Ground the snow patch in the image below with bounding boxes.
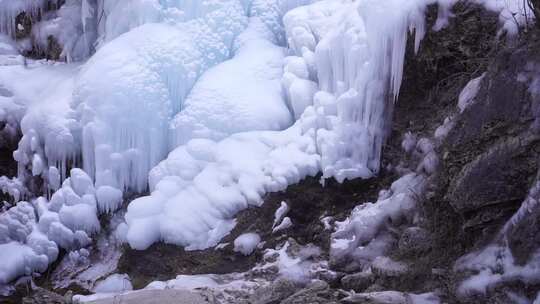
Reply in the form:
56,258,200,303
234,232,261,256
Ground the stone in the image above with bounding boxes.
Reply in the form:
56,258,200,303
250,278,297,304
505,189,540,265
371,257,408,280
21,287,70,304
398,227,431,255
341,291,409,304
447,137,534,213
281,280,338,304
341,271,374,292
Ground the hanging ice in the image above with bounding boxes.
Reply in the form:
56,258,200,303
73,0,249,192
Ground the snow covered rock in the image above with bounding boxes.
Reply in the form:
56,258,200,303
273,217,293,233
341,271,374,292
234,232,261,256
342,291,410,304
331,173,426,266
398,227,431,255
273,201,290,228
342,291,440,304
93,274,133,294
458,73,485,113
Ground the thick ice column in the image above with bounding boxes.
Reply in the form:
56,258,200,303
284,0,428,182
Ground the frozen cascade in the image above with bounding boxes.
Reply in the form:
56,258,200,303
74,0,249,192
0,0,534,286
125,0,321,250
124,0,533,250
123,0,450,250
169,17,293,146
284,0,429,182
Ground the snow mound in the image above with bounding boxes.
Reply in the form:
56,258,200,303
0,241,49,284
126,125,319,250
0,34,17,55
234,232,261,256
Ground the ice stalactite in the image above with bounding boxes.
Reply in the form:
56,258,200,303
284,0,429,182
73,0,249,193
0,0,54,38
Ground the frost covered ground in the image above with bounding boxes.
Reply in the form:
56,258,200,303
0,0,539,303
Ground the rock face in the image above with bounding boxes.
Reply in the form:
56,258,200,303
398,227,431,256
504,179,540,265
441,45,540,248
341,271,374,292
281,280,339,304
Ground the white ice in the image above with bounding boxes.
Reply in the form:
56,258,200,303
233,232,261,256
74,0,248,193
170,17,292,146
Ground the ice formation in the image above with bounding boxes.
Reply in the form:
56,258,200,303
122,0,532,250
273,201,290,228
0,168,123,285
0,0,536,286
170,18,292,146
74,0,249,193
